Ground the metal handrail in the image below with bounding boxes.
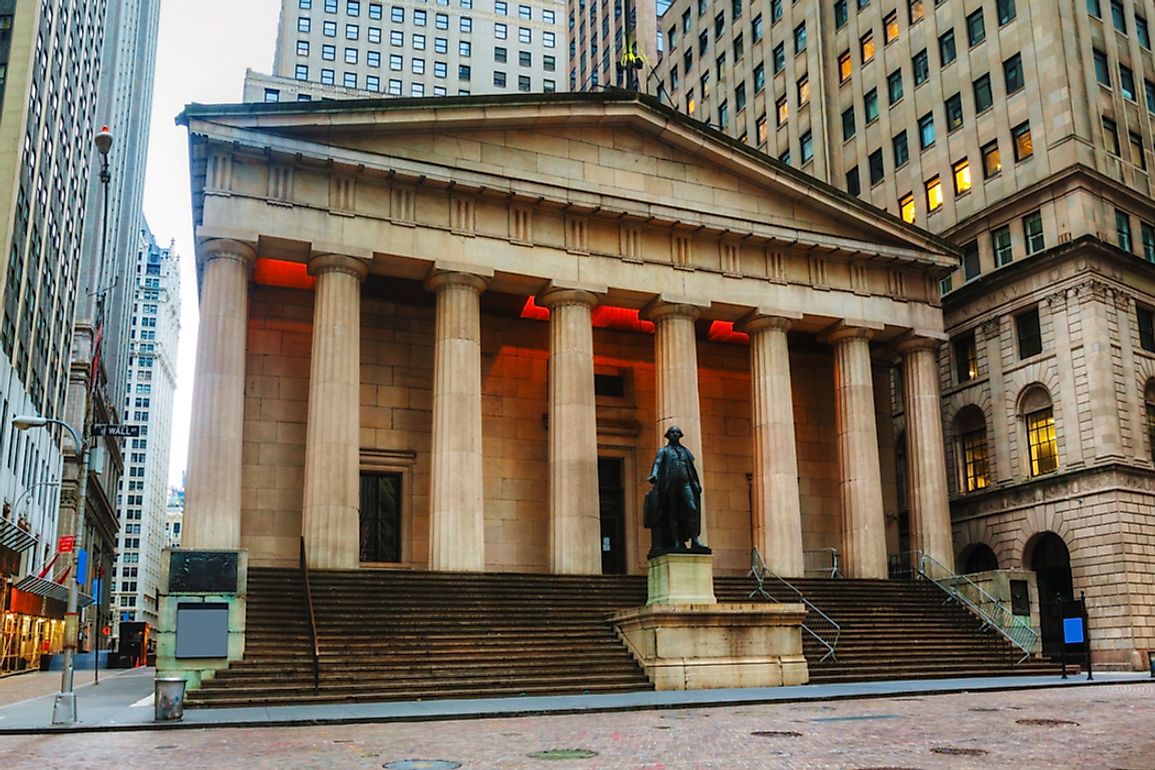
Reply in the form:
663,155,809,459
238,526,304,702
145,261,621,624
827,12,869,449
910,550,1038,664
748,548,841,662
803,547,841,578
298,536,321,694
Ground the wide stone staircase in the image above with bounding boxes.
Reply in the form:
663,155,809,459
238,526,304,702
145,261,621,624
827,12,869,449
186,567,1058,708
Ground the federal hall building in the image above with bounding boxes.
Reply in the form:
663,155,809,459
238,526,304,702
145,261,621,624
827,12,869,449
173,91,1147,677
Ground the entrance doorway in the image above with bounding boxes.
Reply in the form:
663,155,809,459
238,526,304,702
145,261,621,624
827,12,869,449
1027,532,1074,658
597,457,627,575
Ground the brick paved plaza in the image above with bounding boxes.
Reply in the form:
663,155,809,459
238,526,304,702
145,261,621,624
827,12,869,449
0,682,1151,770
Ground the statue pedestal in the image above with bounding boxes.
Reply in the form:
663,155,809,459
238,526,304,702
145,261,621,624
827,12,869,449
612,553,809,690
648,553,717,605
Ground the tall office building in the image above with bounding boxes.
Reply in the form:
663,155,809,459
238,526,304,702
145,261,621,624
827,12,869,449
0,0,115,672
244,0,567,102
111,226,179,629
586,0,1155,668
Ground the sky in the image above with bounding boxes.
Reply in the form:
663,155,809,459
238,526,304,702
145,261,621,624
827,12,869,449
143,0,282,486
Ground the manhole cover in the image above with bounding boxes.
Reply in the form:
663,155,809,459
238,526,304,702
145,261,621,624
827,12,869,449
383,762,462,770
1015,718,1079,727
527,749,599,760
751,730,803,738
930,747,988,757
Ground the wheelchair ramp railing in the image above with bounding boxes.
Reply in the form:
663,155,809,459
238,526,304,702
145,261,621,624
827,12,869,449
747,548,841,662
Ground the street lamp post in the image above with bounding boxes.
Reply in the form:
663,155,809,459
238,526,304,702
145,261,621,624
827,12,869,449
11,416,88,724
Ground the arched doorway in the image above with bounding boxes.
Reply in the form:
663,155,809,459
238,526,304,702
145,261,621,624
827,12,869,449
960,543,999,574
1025,532,1073,657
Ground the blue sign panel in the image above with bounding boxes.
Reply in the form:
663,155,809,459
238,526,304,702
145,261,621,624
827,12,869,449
1063,616,1085,644
76,548,87,587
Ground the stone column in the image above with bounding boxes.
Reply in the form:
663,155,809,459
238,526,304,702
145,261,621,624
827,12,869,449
540,288,601,575
183,239,255,550
829,327,888,579
899,337,954,571
301,254,369,569
738,315,803,577
427,271,488,571
648,303,707,542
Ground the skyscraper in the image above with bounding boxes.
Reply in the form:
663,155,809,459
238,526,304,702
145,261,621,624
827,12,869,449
112,225,179,629
245,0,568,102
597,0,1155,668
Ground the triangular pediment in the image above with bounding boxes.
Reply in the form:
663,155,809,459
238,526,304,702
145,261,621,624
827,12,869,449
182,93,956,269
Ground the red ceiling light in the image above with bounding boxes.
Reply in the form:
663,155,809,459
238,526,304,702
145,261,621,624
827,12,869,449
520,296,656,333
253,258,316,289
707,320,749,344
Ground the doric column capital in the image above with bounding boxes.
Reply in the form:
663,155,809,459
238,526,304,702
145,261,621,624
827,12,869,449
643,301,702,323
896,335,944,356
736,313,794,336
426,270,488,295
198,238,256,266
824,324,875,346
308,253,369,282
538,287,599,310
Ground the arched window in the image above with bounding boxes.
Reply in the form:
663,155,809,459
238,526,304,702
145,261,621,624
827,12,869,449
1020,385,1058,476
961,542,999,573
953,405,990,493
1145,379,1155,462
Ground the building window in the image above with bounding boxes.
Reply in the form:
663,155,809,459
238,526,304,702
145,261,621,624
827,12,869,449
918,112,935,149
1004,53,1024,93
961,424,991,492
893,130,909,166
961,239,980,280
1110,0,1126,32
323,19,337,35
757,114,768,144
1117,209,1133,252
945,92,963,131
1139,14,1151,48
719,101,730,129
462,40,473,56
1023,211,1045,254
368,27,381,42
1129,131,1147,168
835,0,848,27
343,71,357,87
1088,0,1101,18
321,68,335,84
913,48,929,85
974,74,993,112
993,225,1013,265
1143,222,1155,262
322,43,336,60
900,192,916,223
264,88,280,102
345,47,358,64
846,167,861,196
1138,306,1155,351
773,43,785,73
776,96,788,125
869,149,884,184
752,13,764,41
367,50,380,66
1016,307,1042,359
925,176,943,211
1103,116,1121,154
389,54,402,70
459,64,471,80
493,70,506,87
953,158,972,194
842,107,856,140
518,74,531,92
801,130,814,163
359,471,402,562
1093,48,1110,86
954,331,979,383
997,0,1016,25
297,40,310,56
753,62,765,91
366,74,380,91
839,50,852,82
346,23,359,39
884,11,899,43
295,64,309,80
861,31,875,63
1025,404,1058,476
982,141,1001,178
798,75,810,104
1012,121,1033,161
888,69,904,103
518,26,530,43
966,8,986,45
434,61,447,77
909,0,924,24
939,29,956,65
298,16,311,32
1120,64,1136,99
794,22,806,53
495,22,507,39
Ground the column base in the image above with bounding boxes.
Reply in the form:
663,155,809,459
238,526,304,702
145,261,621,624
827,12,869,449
611,603,810,690
647,553,717,605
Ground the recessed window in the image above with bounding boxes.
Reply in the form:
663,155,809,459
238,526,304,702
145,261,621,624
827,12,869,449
753,13,764,41
953,158,972,194
839,50,852,82
926,176,943,211
773,43,785,73
776,96,788,125
842,106,856,140
869,149,884,185
919,112,935,149
359,472,402,562
909,0,924,24
297,40,310,56
888,69,904,103
801,130,814,163
885,12,899,43
1117,209,1133,252
1004,53,1024,93
945,92,964,131
323,19,336,35
900,193,916,223
961,239,980,281
798,74,810,104
1025,405,1058,476
997,0,1016,25
321,67,335,84
939,29,956,65
1110,0,1126,33
861,31,875,63
993,225,1013,265
1016,307,1042,359
1012,121,1033,161
794,22,807,53
1093,48,1110,86
954,331,979,382
864,88,879,122
893,130,910,166
756,114,768,144
846,167,861,196
913,48,929,85
1142,222,1155,262
322,43,336,60
1120,65,1136,99
1088,0,1102,18
966,8,986,45
835,0,848,27
1138,14,1151,48
1130,131,1146,168
1103,116,1121,155
982,141,1002,178
1023,211,1045,254
1138,306,1155,351
974,74,993,112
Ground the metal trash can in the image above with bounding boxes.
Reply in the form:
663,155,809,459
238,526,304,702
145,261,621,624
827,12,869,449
154,677,186,721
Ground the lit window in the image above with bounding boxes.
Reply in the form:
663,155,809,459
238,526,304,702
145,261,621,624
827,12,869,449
839,50,852,82
900,193,916,223
925,176,943,211
884,12,899,43
861,31,875,63
909,0,924,23
1025,406,1057,476
961,426,990,492
797,74,810,104
953,159,972,194
982,141,1001,177
1012,121,1033,161
776,96,788,125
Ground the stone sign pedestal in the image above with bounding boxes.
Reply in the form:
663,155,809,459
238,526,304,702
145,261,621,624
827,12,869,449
613,553,808,690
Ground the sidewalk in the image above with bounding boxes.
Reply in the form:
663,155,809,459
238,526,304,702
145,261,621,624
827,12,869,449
0,665,1148,734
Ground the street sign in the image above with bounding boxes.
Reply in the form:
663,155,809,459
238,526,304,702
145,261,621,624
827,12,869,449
58,535,75,553
92,423,141,437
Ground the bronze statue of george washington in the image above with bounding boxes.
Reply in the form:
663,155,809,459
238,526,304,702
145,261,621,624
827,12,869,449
644,426,711,559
